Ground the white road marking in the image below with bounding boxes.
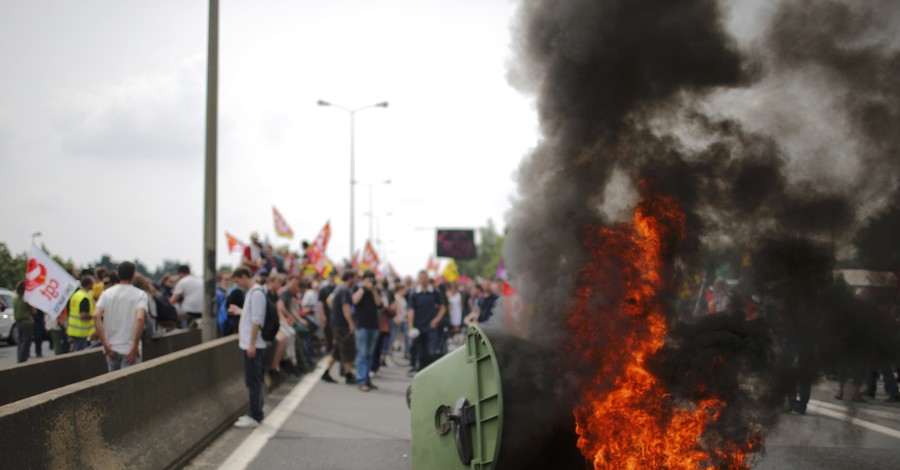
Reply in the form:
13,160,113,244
809,398,900,421
807,401,900,441
219,357,329,470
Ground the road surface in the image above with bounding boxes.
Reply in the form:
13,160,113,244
188,359,900,469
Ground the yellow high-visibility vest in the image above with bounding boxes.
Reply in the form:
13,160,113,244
67,289,95,338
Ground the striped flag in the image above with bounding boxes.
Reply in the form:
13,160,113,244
272,206,294,239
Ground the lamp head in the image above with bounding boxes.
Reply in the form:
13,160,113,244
317,100,331,107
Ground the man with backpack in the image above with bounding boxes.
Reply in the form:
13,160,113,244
228,268,269,429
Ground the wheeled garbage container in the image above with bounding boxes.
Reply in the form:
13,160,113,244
409,325,585,469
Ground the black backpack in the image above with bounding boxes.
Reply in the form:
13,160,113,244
249,287,280,342
153,293,178,323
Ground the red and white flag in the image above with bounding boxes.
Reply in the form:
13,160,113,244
23,245,79,321
225,232,247,254
360,240,380,272
306,221,332,276
273,206,294,239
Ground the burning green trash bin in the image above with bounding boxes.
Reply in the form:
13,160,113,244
409,325,584,470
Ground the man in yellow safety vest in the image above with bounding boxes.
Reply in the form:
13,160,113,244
68,275,96,351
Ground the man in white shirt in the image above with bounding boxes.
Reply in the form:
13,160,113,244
228,267,268,428
94,262,148,372
170,264,204,328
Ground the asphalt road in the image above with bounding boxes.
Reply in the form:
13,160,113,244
188,361,900,470
0,336,58,368
188,360,412,470
6,331,898,469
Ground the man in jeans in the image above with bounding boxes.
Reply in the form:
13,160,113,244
229,268,267,428
407,270,446,373
352,271,383,392
93,262,147,372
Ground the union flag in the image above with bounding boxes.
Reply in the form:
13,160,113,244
306,221,332,276
360,240,380,272
273,206,294,239
225,232,247,254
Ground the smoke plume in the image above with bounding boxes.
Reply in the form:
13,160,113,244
505,0,900,464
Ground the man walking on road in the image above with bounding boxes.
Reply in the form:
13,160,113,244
353,271,383,392
229,268,268,428
94,262,147,372
408,271,446,373
318,270,340,383
329,271,358,385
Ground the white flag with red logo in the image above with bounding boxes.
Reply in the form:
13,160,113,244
273,206,295,239
306,221,332,276
23,245,79,321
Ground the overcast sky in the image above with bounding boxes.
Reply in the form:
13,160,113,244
0,0,537,276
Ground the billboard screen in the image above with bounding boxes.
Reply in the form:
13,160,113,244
436,229,477,260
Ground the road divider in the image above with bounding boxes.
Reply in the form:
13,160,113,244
0,329,202,407
0,335,245,469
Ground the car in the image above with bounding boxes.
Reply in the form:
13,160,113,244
0,288,16,344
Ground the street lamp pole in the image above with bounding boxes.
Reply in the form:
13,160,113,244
201,0,219,342
318,100,388,261
365,179,391,242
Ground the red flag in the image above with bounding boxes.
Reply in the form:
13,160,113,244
351,250,361,270
360,240,380,271
273,206,294,239
502,281,516,297
306,221,332,276
225,232,247,254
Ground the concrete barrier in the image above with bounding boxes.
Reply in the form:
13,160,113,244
0,329,202,407
0,335,245,469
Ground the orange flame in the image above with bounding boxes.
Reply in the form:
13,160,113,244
569,187,758,469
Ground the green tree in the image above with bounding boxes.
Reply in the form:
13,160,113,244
0,243,27,289
456,220,506,280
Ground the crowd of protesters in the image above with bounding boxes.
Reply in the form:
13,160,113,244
680,258,900,415
5,230,509,432
8,261,215,368
224,232,507,428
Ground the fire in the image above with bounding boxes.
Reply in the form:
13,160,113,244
569,187,758,469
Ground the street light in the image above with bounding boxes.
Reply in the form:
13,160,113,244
201,0,220,342
360,179,391,242
317,100,389,258
375,212,393,255
362,211,393,254
31,232,42,247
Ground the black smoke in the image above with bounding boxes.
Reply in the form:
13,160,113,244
504,0,900,464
